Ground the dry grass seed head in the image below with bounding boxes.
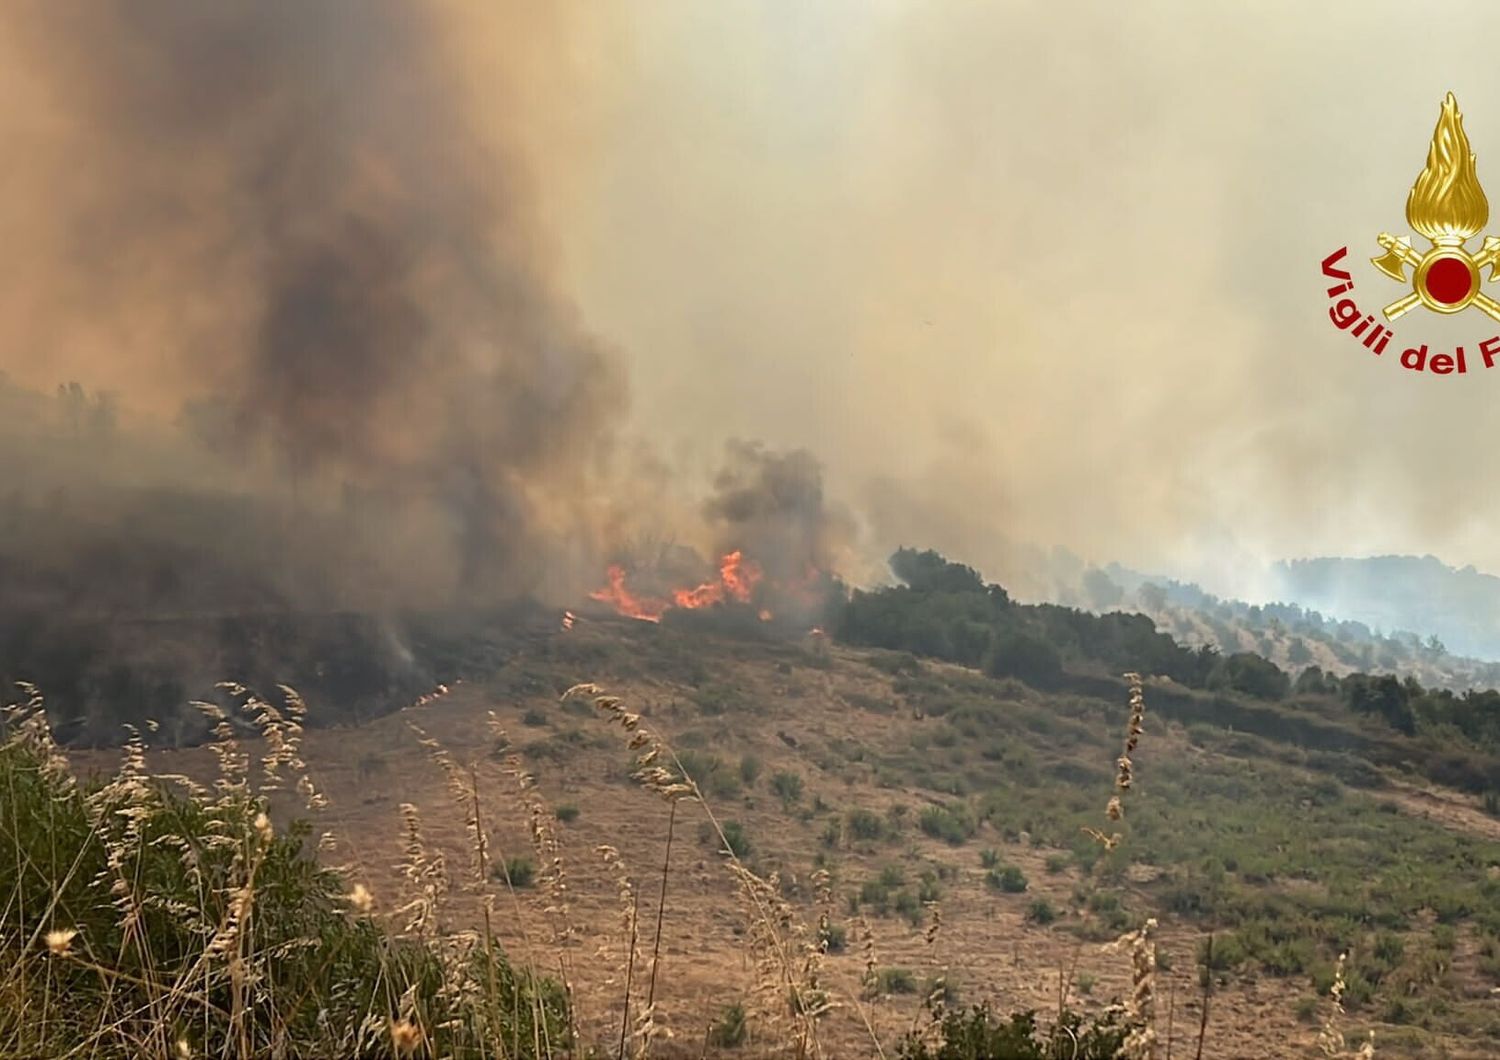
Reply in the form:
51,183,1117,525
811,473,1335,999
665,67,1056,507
389,1017,424,1057
44,927,77,957
1318,953,1375,1058
1105,916,1158,1060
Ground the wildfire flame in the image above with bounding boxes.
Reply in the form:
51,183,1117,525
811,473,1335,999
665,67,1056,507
589,550,767,623
673,550,762,608
1407,92,1489,244
590,564,671,622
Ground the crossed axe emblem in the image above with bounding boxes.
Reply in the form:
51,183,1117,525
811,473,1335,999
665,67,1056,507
1371,231,1500,322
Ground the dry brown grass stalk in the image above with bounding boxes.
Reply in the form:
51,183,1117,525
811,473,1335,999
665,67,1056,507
1318,952,1376,1059
563,682,828,1059
1105,916,1158,1060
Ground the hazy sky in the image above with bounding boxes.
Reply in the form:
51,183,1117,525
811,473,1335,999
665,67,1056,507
495,1,1500,595
7,2,1500,600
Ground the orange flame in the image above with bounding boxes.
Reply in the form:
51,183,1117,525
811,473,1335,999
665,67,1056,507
672,550,763,609
589,564,669,623
590,551,771,623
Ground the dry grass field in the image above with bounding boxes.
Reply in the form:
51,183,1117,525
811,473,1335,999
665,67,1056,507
29,613,1500,1059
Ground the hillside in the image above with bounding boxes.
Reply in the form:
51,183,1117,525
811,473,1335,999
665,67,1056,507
1081,563,1500,692
1273,556,1500,663
37,596,1500,1059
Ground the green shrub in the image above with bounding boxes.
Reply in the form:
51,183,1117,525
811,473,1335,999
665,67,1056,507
860,879,892,915
771,770,805,803
1026,898,1057,925
720,820,753,858
677,751,742,799
897,1005,1129,1060
820,923,848,953
521,707,548,727
692,684,742,715
494,856,537,889
739,753,762,786
920,803,977,846
847,808,889,842
986,865,1028,893
980,847,1000,868
708,1002,748,1047
918,871,942,904
984,628,1063,685
875,967,919,995
1373,931,1406,965
1202,933,1249,973
555,802,580,823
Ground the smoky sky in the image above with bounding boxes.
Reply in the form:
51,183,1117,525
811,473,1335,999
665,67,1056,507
9,3,1500,609
0,2,622,607
493,1,1500,600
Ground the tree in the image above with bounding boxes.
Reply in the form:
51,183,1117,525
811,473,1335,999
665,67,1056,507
889,548,994,598
984,626,1062,686
1342,673,1416,735
1208,652,1290,700
1294,665,1330,696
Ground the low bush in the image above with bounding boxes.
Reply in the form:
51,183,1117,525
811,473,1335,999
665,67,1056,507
720,819,753,858
771,770,804,803
920,803,977,845
986,865,1028,894
874,967,919,995
494,855,537,889
897,1005,1129,1060
848,808,892,843
708,1002,748,1047
1026,898,1057,925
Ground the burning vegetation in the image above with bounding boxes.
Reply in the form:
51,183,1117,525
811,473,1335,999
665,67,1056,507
586,442,852,628
589,549,820,624
0,5,873,743
590,550,762,624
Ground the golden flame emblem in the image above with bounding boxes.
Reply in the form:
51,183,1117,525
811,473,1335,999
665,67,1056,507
1372,92,1500,321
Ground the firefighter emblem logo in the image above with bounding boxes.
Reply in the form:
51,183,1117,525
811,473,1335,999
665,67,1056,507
1371,92,1500,321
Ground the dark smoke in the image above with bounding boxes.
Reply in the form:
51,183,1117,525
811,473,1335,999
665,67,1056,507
0,2,623,739
703,440,854,584
7,0,621,606
697,440,854,623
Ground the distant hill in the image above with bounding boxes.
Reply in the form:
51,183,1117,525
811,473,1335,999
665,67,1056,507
1272,555,1500,662
1074,559,1500,691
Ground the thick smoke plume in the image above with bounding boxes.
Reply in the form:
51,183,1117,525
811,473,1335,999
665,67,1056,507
0,2,635,740
1,1,620,612
703,441,855,587
587,441,853,627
